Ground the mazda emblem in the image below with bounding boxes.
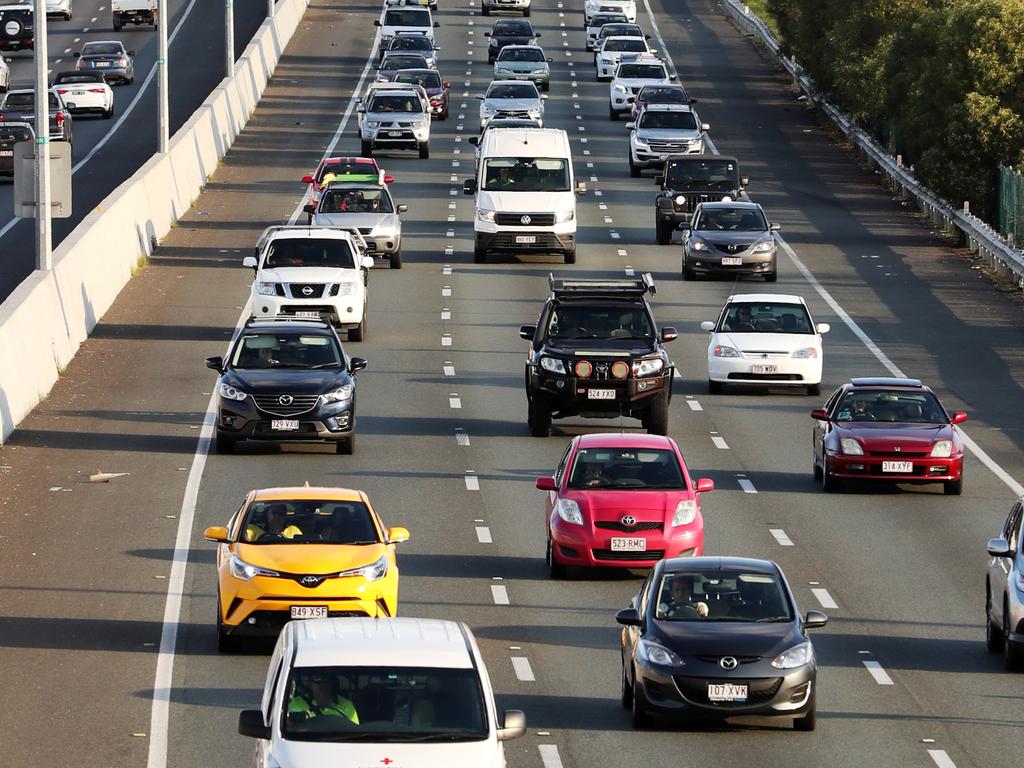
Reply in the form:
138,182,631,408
719,656,738,670
301,285,314,296
728,244,738,252
279,395,294,405
893,446,901,453
620,515,637,527
520,215,532,225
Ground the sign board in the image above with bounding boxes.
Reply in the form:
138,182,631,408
13,141,73,219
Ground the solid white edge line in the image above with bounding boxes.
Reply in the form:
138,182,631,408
144,19,382,768
642,0,678,77
539,745,564,768
862,660,895,686
511,656,535,682
927,749,957,768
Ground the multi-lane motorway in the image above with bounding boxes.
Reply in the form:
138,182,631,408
1,0,1022,766
0,0,270,301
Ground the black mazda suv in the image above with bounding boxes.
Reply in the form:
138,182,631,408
205,319,365,455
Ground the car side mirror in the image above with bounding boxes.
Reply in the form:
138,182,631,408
689,97,698,104
547,57,553,62
497,710,526,741
645,34,652,39
810,408,828,421
699,321,715,332
575,181,587,195
769,222,781,232
540,94,548,100
475,95,485,100
128,50,136,56
303,203,316,215
237,710,271,740
205,356,224,374
670,74,678,81
654,174,665,186
464,179,477,195
350,357,368,374
301,174,314,184
387,526,410,544
383,174,395,184
696,478,714,493
242,255,257,269
374,19,381,26
433,21,440,27
951,411,968,425
73,51,80,58
660,327,678,342
804,611,829,629
483,31,491,36
203,526,229,543
519,324,536,340
356,105,366,113
740,176,749,187
625,121,636,130
615,607,643,627
677,222,691,231
650,48,658,54
397,204,408,213
468,136,479,146
361,256,375,269
700,122,710,131
816,322,830,334
442,81,450,88
535,32,543,37
987,537,1013,558
535,476,556,491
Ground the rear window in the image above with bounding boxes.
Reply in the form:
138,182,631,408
383,9,430,26
639,86,688,103
0,127,32,143
54,73,104,85
82,43,122,55
618,64,666,79
391,36,431,51
382,55,428,69
264,239,356,270
2,93,33,109
493,21,533,35
605,39,646,52
394,70,441,89
499,47,545,62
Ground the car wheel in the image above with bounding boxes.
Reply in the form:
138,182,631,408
1004,604,1023,670
336,435,355,455
390,249,402,269
474,244,486,264
944,475,963,495
682,259,696,281
645,394,669,436
546,537,566,579
629,154,641,178
609,105,618,121
214,432,236,454
812,450,823,481
216,605,240,653
418,141,430,159
986,586,1005,653
806,382,821,396
822,457,841,493
620,656,633,709
708,379,723,395
765,271,778,282
528,395,552,438
631,675,653,729
656,221,671,245
793,694,816,731
349,317,366,342
361,140,372,156
563,247,576,265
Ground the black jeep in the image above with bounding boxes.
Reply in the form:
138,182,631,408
520,274,677,437
0,1,34,52
654,154,748,244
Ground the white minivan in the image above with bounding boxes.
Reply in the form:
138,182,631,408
237,617,526,768
464,127,584,264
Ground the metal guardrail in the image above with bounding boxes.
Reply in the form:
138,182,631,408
719,0,1024,289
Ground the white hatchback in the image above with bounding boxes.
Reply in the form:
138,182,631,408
700,294,830,395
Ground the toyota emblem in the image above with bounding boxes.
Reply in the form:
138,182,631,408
620,515,637,527
278,395,294,405
520,215,532,225
301,285,314,296
300,575,321,586
719,656,738,670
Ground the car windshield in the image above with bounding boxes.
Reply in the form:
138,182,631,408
481,157,570,192
368,94,423,113
83,43,122,55
486,82,538,99
281,666,488,742
230,332,343,370
318,160,376,182
639,86,688,103
665,159,738,190
382,55,428,70
383,9,430,26
656,571,794,622
500,47,545,62
568,448,685,490
0,127,31,142
719,302,812,334
639,110,695,129
240,500,378,544
695,207,767,231
835,390,947,423
591,14,628,26
392,37,431,51
618,64,666,79
319,187,393,214
605,39,647,52
546,304,653,340
264,239,356,269
602,25,642,37
493,21,532,35
395,70,441,88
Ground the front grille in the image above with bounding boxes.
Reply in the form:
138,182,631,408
487,232,565,250
279,304,336,317
674,676,783,707
647,139,696,153
714,242,755,254
357,227,373,235
695,655,762,665
595,520,663,532
494,109,532,119
727,372,803,382
740,351,789,358
868,450,928,458
592,548,664,561
252,394,321,416
287,283,325,299
495,212,556,226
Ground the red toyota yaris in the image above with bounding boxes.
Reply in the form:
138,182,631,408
537,433,713,577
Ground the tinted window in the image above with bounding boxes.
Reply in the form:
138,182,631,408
481,157,570,192
602,24,642,37
82,43,123,55
545,304,653,340
391,37,431,51
719,302,812,334
568,448,684,490
665,159,738,190
241,500,378,544
605,39,647,52
2,93,33,109
639,110,696,129
591,14,628,26
694,207,767,231
383,9,431,26
655,570,793,622
318,160,376,182
368,94,423,113
493,20,532,34
319,187,394,214
639,86,688,103
486,82,539,99
395,70,441,88
618,64,667,79
382,55,428,70
54,73,104,85
499,47,545,62
264,239,356,270
0,127,32,142
230,332,343,370
835,390,948,424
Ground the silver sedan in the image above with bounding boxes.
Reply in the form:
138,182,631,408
986,497,1024,669
493,45,552,91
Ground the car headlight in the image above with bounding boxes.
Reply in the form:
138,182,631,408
1015,571,1024,593
555,498,583,525
540,356,566,374
672,499,697,527
528,106,542,116
531,68,548,74
336,555,389,582
632,135,649,147
840,437,863,455
720,195,733,202
555,208,575,223
218,382,248,402
481,104,497,115
931,440,953,458
752,240,775,253
713,344,740,358
495,66,512,73
637,639,684,667
257,282,277,296
633,357,664,376
674,195,686,206
476,207,496,222
791,347,818,359
229,554,279,581
321,384,354,404
336,282,357,296
613,83,628,93
365,120,380,129
771,642,813,670
690,239,709,251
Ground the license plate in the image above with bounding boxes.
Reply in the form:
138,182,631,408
882,461,913,473
0,151,11,157
587,388,615,400
721,257,743,266
293,310,320,319
72,90,86,96
707,683,748,702
271,419,300,431
515,235,537,244
96,61,110,67
290,606,327,619
751,364,777,374
387,130,403,137
610,537,646,552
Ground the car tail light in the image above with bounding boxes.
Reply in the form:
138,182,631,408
88,88,106,93
574,360,592,378
118,57,128,67
56,88,69,94
611,361,630,379
55,111,65,125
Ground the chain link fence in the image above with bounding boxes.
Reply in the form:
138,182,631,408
999,165,1023,247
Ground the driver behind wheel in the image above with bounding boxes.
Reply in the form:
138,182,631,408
245,503,303,542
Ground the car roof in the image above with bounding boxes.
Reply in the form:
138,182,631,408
83,40,124,47
640,104,692,113
252,486,366,502
662,556,780,575
322,156,377,166
848,377,925,389
698,201,761,211
290,618,475,669
577,433,677,450
726,292,805,305
265,227,356,241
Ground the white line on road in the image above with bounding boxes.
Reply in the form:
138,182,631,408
811,588,838,609
465,474,480,491
441,309,451,320
476,526,492,543
711,435,730,450
863,660,894,686
738,478,757,494
686,399,703,411
441,334,452,347
443,364,456,377
927,750,957,768
511,656,535,681
769,528,793,546
449,395,462,409
539,745,564,768
491,585,510,605
456,431,470,446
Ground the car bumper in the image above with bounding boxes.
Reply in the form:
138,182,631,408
825,452,964,483
708,355,820,385
530,368,671,417
480,113,543,129
686,251,777,278
216,398,354,443
494,71,550,86
475,229,574,255
250,295,366,327
597,63,618,79
484,0,531,7
82,66,131,81
59,94,109,112
366,131,427,151
632,145,705,165
0,39,34,51
551,521,702,569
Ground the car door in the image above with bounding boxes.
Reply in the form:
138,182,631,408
992,501,1023,622
258,643,288,768
546,441,574,532
813,387,844,460
623,568,656,679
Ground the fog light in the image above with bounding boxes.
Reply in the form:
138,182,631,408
261,306,270,313
637,379,656,391
386,241,394,249
929,466,946,473
346,306,353,313
247,617,256,624
559,545,579,559
556,380,565,389
848,464,864,471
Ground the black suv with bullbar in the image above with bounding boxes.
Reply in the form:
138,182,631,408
654,154,748,245
520,275,677,437
205,319,365,455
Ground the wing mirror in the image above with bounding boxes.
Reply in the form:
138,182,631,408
73,51,80,58
804,611,829,629
442,81,450,88
383,174,395,184
810,408,828,421
205,356,224,374
816,322,831,334
387,526,410,544
361,256,375,269
65,102,77,110
670,73,678,81
373,19,381,26
696,478,714,493
301,174,314,184
464,178,478,195
699,321,715,332
677,221,691,231
237,710,271,740
770,222,781,232
700,122,710,131
987,537,1013,557
660,327,678,342
519,324,536,340
397,203,408,213
468,136,479,145
689,97,698,104
497,710,526,741
951,411,968,424
575,181,587,195
625,121,636,130
483,31,491,36
203,526,229,543
128,50,136,56
350,357,368,374
740,176,750,187
535,476,556,491
615,607,643,627
433,21,440,27
242,255,257,270
547,57,553,62
303,203,316,215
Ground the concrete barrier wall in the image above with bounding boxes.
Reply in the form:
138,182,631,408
0,0,310,443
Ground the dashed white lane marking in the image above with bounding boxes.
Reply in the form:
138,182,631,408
443,364,456,377
476,526,492,543
54,58,62,64
927,750,957,768
90,16,97,21
539,745,564,768
456,431,471,447
511,657,535,681
64,47,71,53
617,249,627,256
441,309,451,321
769,528,793,546
441,334,452,347
811,588,838,609
443,264,453,274
711,435,729,450
491,585,510,605
686,399,703,411
465,473,480,491
610,231,620,239
449,395,462,409
863,660,895,686
442,285,452,296
624,266,634,277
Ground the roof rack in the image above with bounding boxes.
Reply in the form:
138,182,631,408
244,316,332,328
850,377,923,388
548,273,656,297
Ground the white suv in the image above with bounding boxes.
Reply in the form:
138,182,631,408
482,0,531,16
584,0,636,25
374,0,439,59
608,54,674,118
594,36,652,81
237,617,526,768
243,226,374,341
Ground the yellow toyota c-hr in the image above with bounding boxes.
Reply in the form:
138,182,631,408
204,486,410,651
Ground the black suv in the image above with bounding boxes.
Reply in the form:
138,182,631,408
205,319,366,455
0,0,33,52
654,154,748,245
485,18,540,63
520,274,677,437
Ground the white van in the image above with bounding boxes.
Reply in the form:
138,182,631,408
237,617,526,768
464,127,584,264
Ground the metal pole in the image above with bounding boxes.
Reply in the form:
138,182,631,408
158,0,169,152
268,0,275,18
33,0,52,271
225,0,234,78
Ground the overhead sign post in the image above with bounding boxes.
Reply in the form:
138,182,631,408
225,0,234,78
14,141,73,220
158,0,168,152
33,0,51,270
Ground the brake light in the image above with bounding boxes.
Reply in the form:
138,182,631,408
56,111,65,125
118,57,128,67
56,88,69,94
88,88,106,93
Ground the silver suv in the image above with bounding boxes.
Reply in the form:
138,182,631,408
358,86,431,159
308,182,408,269
627,104,708,176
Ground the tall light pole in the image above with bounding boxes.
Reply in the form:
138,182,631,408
158,0,169,152
268,0,275,18
33,0,51,270
225,0,234,78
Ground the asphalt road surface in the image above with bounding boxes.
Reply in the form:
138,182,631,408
0,1,1021,767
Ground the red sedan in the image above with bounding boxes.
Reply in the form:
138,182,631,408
811,377,968,494
536,433,713,577
301,157,394,221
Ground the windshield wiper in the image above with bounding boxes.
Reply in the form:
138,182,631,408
385,732,486,743
309,362,342,369
756,616,791,623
